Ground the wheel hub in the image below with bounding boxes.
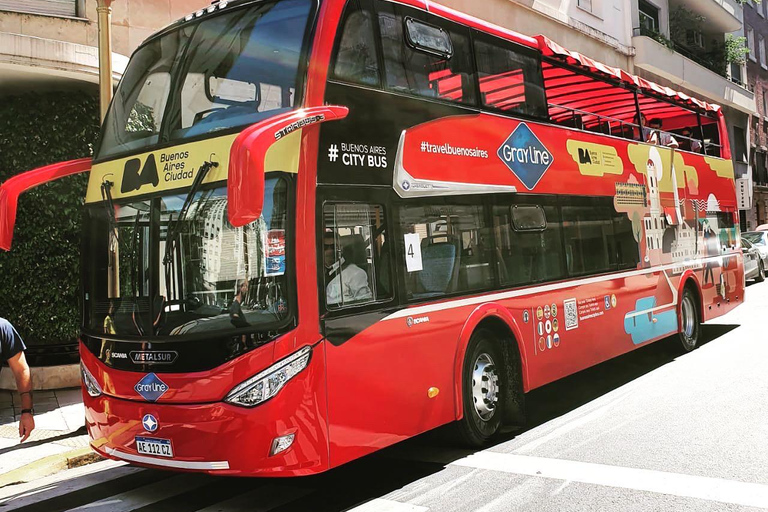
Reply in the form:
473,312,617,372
471,353,499,421
682,295,695,341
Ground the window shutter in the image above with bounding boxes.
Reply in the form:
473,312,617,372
0,0,77,17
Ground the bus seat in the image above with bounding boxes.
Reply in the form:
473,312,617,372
417,237,460,297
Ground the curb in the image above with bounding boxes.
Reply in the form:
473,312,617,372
0,364,81,391
0,446,103,489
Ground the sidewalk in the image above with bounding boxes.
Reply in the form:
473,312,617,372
0,388,92,478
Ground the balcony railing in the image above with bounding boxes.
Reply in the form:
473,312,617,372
633,27,753,92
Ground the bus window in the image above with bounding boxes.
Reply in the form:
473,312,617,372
474,33,547,119
323,204,391,309
399,204,493,299
561,201,615,276
377,4,476,105
493,203,564,286
332,0,380,86
171,0,312,139
99,33,183,159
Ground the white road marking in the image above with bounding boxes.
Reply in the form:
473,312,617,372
194,483,311,512
449,451,768,509
345,498,429,512
67,473,207,512
0,460,132,510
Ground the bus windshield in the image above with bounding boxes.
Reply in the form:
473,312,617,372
97,0,314,160
83,176,292,338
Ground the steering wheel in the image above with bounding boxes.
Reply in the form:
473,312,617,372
193,107,227,125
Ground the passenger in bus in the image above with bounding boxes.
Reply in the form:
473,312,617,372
648,118,679,148
229,279,250,328
679,128,702,153
634,113,652,142
326,236,372,306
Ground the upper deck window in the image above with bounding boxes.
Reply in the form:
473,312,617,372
332,0,380,86
377,4,476,105
474,33,547,119
97,0,315,161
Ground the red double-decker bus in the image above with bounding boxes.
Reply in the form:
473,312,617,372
0,0,744,476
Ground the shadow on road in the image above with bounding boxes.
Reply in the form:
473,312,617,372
0,325,740,512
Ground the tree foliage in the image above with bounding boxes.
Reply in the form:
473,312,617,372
0,92,99,345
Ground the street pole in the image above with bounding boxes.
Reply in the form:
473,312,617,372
96,0,114,122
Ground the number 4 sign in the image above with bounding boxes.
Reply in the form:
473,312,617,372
404,233,423,272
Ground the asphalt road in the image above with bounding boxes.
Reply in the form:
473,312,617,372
2,280,767,512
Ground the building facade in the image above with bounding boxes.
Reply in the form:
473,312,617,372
744,0,768,229
0,0,209,95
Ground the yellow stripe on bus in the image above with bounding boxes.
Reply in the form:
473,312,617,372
86,130,302,204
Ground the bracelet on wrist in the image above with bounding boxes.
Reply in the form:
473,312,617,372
20,408,34,415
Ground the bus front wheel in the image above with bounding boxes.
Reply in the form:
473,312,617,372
677,287,700,353
456,328,504,447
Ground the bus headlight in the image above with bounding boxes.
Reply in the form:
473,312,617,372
81,362,102,397
224,346,312,407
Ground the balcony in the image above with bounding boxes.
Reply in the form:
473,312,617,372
670,0,742,33
633,33,755,115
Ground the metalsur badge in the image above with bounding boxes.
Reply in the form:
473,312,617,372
497,123,553,190
134,373,169,402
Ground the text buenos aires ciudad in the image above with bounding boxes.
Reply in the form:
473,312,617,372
161,151,192,182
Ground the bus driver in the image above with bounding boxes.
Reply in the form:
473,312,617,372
326,235,372,306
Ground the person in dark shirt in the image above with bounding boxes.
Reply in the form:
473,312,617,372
0,317,34,442
229,280,250,328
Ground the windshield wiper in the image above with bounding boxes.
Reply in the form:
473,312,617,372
100,179,117,227
163,159,218,270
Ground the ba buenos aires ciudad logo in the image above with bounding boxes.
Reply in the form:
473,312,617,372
497,123,554,190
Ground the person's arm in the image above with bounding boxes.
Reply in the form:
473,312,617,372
7,351,34,442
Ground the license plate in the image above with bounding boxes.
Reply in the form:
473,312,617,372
135,436,173,458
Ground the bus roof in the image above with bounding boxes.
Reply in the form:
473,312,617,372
393,0,721,115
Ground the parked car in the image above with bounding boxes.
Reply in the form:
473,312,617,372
742,239,765,282
742,231,768,265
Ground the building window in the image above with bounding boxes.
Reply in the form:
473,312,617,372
0,0,79,17
748,27,757,62
734,126,748,163
577,0,593,12
762,37,768,69
639,0,660,34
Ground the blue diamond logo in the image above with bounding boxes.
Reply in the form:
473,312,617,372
142,413,158,432
134,373,169,402
497,123,554,190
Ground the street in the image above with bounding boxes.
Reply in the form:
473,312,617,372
1,279,767,512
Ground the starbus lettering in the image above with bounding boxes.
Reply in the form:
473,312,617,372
275,114,325,140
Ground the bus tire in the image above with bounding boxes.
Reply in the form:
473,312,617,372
456,328,504,447
677,287,700,353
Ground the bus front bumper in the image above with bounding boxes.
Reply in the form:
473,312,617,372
84,351,330,476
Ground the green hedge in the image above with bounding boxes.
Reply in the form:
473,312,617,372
0,91,100,345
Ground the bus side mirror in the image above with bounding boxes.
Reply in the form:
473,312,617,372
0,158,91,251
228,106,349,227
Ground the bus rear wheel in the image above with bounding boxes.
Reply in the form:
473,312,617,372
456,328,505,447
677,287,700,353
